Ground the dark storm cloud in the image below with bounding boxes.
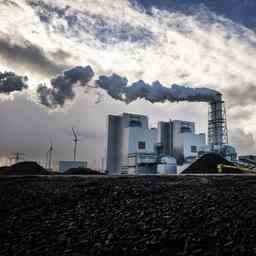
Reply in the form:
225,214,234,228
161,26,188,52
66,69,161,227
37,66,94,108
2,0,19,7
0,94,105,165
0,71,28,94
229,108,253,122
130,0,256,31
223,84,256,108
229,128,256,155
50,49,71,60
90,18,154,45
27,0,69,23
0,34,70,76
27,0,154,46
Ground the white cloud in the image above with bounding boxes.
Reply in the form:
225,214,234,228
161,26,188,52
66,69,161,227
0,0,256,163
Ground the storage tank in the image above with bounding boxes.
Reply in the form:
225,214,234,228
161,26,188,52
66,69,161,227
157,156,177,174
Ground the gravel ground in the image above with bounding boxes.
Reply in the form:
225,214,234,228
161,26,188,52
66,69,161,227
1,175,256,256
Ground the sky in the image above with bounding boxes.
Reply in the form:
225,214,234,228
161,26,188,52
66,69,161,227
1,0,256,168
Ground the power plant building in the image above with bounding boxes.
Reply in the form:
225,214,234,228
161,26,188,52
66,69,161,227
158,120,206,164
106,93,237,174
106,113,207,174
106,113,157,174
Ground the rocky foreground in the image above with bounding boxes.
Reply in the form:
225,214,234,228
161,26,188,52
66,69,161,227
1,176,256,256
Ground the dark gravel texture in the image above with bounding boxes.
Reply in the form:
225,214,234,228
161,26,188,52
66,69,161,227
64,167,104,175
182,153,234,174
1,176,256,256
0,162,49,175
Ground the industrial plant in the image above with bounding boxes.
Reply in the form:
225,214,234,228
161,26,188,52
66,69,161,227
106,94,237,175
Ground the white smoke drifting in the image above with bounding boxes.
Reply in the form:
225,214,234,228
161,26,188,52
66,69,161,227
32,66,221,107
96,73,219,104
1,66,220,108
1,0,256,161
37,66,94,108
0,71,28,94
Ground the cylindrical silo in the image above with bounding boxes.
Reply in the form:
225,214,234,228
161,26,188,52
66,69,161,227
157,156,177,174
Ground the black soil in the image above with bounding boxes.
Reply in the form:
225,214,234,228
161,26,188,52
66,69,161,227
0,161,50,175
1,176,256,256
64,167,104,175
182,153,234,174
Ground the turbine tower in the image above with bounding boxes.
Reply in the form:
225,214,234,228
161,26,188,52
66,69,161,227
72,128,79,161
46,139,53,170
48,139,53,170
9,152,25,164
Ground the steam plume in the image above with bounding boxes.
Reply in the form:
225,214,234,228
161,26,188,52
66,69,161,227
2,66,220,108
0,71,28,94
96,74,220,104
37,66,94,108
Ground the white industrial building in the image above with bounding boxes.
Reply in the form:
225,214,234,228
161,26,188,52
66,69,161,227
158,120,206,164
106,113,207,174
106,113,157,175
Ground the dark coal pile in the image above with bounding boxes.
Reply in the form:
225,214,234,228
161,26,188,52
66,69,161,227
64,167,104,175
0,166,9,173
182,153,234,174
0,161,50,175
1,176,256,256
218,165,256,174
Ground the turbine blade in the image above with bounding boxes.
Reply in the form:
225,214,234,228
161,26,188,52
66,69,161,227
72,127,78,140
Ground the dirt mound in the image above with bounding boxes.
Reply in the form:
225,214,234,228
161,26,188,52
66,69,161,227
0,162,50,175
1,176,256,256
182,153,234,174
218,165,256,174
0,166,9,173
64,167,104,175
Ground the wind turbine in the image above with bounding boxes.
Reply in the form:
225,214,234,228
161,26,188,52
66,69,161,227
46,139,53,170
72,127,79,161
9,152,25,164
45,151,49,169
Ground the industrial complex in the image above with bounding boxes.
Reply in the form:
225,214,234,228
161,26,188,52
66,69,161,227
106,94,237,175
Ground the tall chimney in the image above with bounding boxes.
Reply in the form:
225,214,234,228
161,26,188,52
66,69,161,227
208,93,228,148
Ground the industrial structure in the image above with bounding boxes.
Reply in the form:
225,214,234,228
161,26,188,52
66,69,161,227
208,93,228,148
207,94,236,161
45,140,53,171
106,104,237,174
59,160,87,173
157,120,206,165
157,156,177,174
106,113,207,174
72,128,79,161
106,113,157,174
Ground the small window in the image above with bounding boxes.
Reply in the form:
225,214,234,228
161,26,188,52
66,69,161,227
191,146,197,153
138,141,146,150
129,120,142,127
181,126,191,133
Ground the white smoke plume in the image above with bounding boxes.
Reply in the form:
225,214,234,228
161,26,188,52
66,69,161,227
37,66,94,108
0,71,28,94
1,0,256,162
2,65,220,108
96,73,219,104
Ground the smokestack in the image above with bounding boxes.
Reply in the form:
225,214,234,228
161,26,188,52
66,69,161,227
3,67,228,149
208,93,228,147
96,73,228,149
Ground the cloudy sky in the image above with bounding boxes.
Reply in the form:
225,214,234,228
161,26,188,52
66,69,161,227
1,0,256,168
